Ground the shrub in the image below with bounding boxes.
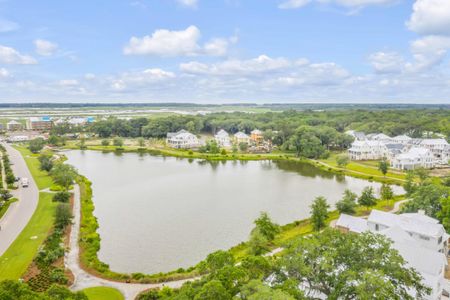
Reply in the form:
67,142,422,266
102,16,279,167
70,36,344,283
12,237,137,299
52,191,70,203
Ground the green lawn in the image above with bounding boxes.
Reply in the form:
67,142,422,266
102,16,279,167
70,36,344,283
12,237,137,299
0,198,18,219
14,146,53,190
0,146,56,281
82,287,124,300
0,192,56,280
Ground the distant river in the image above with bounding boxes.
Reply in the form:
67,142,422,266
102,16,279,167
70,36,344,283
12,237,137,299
65,150,403,274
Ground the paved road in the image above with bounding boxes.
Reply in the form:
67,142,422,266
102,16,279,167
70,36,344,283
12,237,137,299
67,184,196,300
0,143,39,257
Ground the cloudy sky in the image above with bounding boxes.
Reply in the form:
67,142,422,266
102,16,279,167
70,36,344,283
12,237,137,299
0,0,449,103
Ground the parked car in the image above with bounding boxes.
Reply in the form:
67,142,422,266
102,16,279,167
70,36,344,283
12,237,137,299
21,178,29,188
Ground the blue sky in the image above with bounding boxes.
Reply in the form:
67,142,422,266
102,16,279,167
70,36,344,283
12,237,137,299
0,0,449,103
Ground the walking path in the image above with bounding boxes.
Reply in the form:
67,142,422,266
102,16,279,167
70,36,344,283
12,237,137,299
0,143,39,257
66,184,196,299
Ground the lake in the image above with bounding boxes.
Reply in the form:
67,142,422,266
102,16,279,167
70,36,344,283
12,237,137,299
65,150,403,274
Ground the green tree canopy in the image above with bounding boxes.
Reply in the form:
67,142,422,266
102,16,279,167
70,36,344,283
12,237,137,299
310,196,329,231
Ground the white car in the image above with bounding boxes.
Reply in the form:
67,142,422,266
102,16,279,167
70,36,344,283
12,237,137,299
21,178,29,188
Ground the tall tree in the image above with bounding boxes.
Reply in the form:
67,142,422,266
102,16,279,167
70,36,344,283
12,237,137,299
310,196,329,231
378,158,389,176
335,189,357,214
275,229,430,300
358,186,377,211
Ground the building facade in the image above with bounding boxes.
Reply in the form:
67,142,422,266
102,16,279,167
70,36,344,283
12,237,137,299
166,129,199,149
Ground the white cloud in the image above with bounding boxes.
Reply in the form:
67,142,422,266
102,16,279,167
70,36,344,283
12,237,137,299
0,19,19,33
180,55,290,75
177,0,198,7
110,68,176,91
0,68,10,78
369,52,404,73
58,79,79,86
124,26,232,57
279,0,311,9
84,73,96,80
407,0,450,36
0,45,37,64
406,35,450,72
279,0,397,9
34,39,58,56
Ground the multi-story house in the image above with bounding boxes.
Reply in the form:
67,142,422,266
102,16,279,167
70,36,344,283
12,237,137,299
26,116,53,131
166,129,199,149
214,129,231,148
390,147,435,170
347,140,387,160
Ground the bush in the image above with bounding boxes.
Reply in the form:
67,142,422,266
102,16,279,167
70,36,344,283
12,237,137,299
101,139,110,146
53,191,70,203
55,203,72,229
29,138,46,153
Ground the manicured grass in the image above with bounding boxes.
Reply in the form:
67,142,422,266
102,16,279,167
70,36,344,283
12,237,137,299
0,192,56,280
14,146,53,190
0,198,18,219
82,287,124,300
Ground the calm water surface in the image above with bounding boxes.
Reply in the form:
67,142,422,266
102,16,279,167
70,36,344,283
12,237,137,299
65,150,403,274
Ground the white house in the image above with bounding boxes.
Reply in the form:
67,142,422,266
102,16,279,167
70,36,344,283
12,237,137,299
214,129,231,148
368,133,392,143
336,210,448,300
234,131,250,145
392,134,412,144
345,130,366,141
391,147,435,170
418,139,450,164
348,140,387,160
166,129,199,149
6,120,23,131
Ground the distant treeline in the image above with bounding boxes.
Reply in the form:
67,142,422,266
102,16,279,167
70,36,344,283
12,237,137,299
1,103,450,110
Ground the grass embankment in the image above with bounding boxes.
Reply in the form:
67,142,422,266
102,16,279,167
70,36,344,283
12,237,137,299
0,146,56,281
82,287,124,300
0,198,18,219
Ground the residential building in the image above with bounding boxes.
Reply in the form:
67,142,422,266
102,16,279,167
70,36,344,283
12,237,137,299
6,120,23,131
347,140,387,160
392,134,412,144
234,131,250,145
368,133,392,143
391,147,435,170
166,129,199,149
250,129,264,144
345,130,366,141
418,139,450,164
214,129,231,148
26,116,53,131
336,210,448,300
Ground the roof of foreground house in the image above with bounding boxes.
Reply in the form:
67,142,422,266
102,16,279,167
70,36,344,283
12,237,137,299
335,214,368,233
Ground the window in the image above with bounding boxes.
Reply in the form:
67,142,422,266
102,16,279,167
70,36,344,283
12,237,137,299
419,235,430,241
438,236,443,244
375,224,379,231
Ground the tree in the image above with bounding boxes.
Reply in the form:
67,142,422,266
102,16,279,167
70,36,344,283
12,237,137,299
253,212,280,241
248,228,269,255
415,167,429,183
53,191,70,203
47,135,60,146
55,203,72,229
113,137,124,148
101,139,110,146
240,280,295,300
50,163,78,191
28,138,45,153
194,280,231,300
205,250,235,273
275,229,430,300
310,196,329,231
79,138,86,150
335,189,357,214
0,189,12,202
401,184,447,218
336,155,349,168
378,158,389,176
137,137,146,148
380,183,394,204
38,152,54,172
404,171,417,196
239,142,248,152
358,186,377,211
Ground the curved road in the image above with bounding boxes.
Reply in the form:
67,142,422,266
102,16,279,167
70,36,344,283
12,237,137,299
0,143,39,256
